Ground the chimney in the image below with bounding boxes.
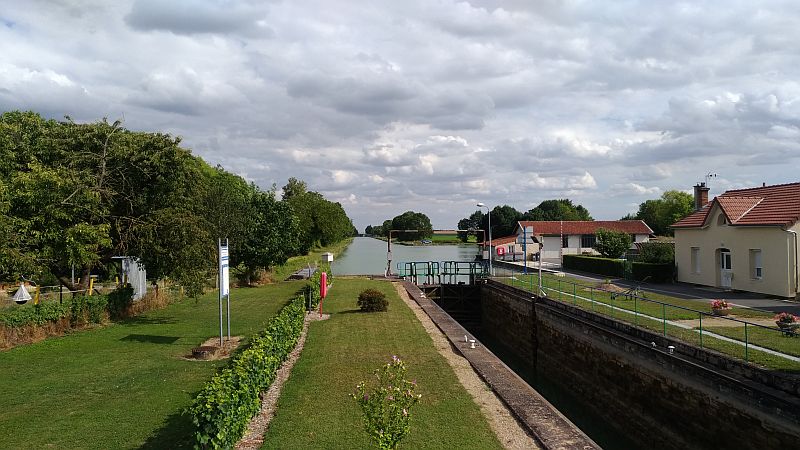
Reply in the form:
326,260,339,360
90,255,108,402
694,182,709,210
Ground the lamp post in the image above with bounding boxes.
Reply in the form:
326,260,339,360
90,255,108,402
477,202,491,276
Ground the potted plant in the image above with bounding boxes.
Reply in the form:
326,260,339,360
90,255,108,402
774,312,800,332
710,299,731,316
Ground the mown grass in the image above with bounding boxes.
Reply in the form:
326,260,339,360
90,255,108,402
261,278,503,450
498,273,800,372
0,282,305,449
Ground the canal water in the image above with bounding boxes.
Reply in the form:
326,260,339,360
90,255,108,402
332,237,479,275
333,236,635,448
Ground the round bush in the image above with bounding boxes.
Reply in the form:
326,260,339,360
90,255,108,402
357,289,388,312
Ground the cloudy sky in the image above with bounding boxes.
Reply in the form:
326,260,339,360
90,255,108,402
2,1,800,230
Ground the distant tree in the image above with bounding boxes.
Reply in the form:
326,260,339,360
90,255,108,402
381,219,393,237
481,205,522,239
629,191,693,236
457,210,484,242
365,225,374,235
391,211,433,241
524,199,592,221
281,177,307,200
237,190,299,284
593,228,632,258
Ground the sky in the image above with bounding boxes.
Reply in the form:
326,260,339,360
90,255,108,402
2,0,800,231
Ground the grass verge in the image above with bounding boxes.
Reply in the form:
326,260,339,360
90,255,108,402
0,282,305,449
260,278,504,449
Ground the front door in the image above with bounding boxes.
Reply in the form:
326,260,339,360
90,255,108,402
720,250,733,289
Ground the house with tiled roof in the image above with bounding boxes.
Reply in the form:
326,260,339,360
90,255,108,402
672,182,800,298
484,220,653,261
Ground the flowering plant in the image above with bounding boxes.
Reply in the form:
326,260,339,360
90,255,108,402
774,312,798,324
351,355,421,450
710,299,730,310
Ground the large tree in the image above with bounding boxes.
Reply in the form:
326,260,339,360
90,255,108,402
391,211,433,241
626,190,693,236
457,210,484,242
481,205,523,239
523,199,593,221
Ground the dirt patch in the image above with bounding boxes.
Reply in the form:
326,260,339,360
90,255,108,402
235,312,328,450
586,283,627,293
393,283,539,450
183,336,243,361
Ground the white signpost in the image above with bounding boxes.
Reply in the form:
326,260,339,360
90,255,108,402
219,239,231,346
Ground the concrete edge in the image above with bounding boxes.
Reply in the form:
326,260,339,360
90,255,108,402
401,281,600,450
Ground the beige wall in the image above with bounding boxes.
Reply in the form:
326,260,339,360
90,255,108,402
675,205,799,298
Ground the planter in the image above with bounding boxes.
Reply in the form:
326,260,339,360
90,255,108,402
711,308,731,316
776,321,800,332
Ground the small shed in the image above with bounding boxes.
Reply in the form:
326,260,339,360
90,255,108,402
321,252,334,263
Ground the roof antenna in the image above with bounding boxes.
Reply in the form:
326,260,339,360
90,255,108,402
704,172,717,187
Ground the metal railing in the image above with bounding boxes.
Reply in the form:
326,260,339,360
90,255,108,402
492,266,800,370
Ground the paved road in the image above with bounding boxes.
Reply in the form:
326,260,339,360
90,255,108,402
492,259,800,316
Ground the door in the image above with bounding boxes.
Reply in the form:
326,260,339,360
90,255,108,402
720,250,733,289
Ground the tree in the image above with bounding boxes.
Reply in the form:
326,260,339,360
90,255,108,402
481,205,522,239
391,211,433,241
457,210,484,242
524,199,592,221
593,228,632,258
381,220,393,237
281,177,307,200
237,190,299,284
628,190,693,236
637,242,675,264
364,225,374,235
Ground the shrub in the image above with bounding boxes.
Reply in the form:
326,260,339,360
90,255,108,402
358,288,388,312
637,242,675,264
106,285,135,320
352,356,421,450
188,296,305,449
631,261,674,283
593,228,632,258
0,302,71,327
69,295,109,325
562,255,624,277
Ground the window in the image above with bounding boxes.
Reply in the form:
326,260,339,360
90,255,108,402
581,234,596,248
562,235,569,248
691,247,700,274
630,234,637,243
750,249,763,279
717,214,727,226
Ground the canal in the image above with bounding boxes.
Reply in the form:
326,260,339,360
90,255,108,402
332,236,479,275
332,237,635,449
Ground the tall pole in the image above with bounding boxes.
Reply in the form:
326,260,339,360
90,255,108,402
218,239,223,347
477,203,492,277
226,238,231,342
523,224,527,275
386,231,392,277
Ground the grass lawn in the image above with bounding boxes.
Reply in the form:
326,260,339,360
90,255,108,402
261,278,504,450
497,274,800,371
0,281,306,449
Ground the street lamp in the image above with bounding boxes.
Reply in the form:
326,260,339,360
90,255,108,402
477,202,491,276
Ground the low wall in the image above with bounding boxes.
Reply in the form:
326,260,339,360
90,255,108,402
480,281,800,450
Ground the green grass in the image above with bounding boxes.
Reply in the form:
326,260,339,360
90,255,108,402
267,238,353,282
0,282,306,449
497,274,800,371
261,278,504,450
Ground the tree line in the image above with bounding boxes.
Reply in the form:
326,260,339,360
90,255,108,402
0,111,355,296
364,211,433,241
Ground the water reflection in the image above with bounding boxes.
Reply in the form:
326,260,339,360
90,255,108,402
331,237,480,275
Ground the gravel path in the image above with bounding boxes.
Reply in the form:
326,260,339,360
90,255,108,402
393,283,540,450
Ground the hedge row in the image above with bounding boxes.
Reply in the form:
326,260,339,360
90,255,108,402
0,293,118,328
562,255,674,283
631,262,674,283
562,255,625,277
188,295,306,449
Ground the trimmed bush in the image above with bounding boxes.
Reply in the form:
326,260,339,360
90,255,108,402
562,255,624,277
357,288,388,312
632,261,674,283
0,302,71,327
188,296,305,449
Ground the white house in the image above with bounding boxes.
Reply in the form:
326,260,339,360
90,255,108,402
484,220,653,261
673,182,800,298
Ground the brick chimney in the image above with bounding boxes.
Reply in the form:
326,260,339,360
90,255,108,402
694,182,710,210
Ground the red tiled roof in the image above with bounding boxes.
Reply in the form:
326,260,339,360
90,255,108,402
673,182,800,228
517,220,653,235
481,235,518,246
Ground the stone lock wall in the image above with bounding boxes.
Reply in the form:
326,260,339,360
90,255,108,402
480,281,800,450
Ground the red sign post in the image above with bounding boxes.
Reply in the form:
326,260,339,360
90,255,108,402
319,272,328,317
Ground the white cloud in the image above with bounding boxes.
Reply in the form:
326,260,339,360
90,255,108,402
3,0,800,229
